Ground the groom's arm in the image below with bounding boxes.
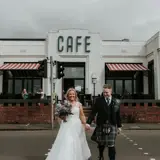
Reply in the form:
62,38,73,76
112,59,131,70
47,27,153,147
86,98,99,125
116,105,122,128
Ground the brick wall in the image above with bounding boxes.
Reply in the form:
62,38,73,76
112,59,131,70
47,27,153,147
83,101,160,123
0,103,51,124
0,100,160,124
120,102,160,123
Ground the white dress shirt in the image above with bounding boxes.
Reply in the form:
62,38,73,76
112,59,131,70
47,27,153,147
105,96,112,105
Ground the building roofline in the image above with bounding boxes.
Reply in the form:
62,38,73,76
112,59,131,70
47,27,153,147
145,31,160,45
103,38,130,42
103,40,123,42
0,38,45,41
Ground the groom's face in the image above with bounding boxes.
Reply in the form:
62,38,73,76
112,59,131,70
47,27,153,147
103,88,112,98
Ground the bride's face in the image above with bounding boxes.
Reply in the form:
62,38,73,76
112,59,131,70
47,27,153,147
68,90,76,101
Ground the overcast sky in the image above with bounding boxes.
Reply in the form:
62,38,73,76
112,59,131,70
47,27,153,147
0,0,160,41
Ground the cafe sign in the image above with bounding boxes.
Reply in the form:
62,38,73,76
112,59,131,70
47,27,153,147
57,36,91,53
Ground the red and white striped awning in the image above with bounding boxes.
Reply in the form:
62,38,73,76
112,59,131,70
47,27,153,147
0,63,40,70
106,63,148,71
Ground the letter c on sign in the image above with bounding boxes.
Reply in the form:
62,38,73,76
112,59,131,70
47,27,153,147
57,36,64,52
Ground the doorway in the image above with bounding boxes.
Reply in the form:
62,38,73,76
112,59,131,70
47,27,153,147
63,79,74,92
62,62,85,99
63,78,85,93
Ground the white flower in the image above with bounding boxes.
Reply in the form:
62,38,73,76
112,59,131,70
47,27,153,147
56,103,61,108
55,100,73,117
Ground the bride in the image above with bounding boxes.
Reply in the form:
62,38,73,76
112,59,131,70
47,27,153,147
45,88,91,160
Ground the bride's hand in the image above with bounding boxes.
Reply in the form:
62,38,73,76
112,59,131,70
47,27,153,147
59,116,67,121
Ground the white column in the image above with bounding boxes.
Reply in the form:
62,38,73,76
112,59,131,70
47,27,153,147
154,50,160,99
45,61,51,96
85,55,89,94
0,75,2,93
143,61,148,94
143,76,148,94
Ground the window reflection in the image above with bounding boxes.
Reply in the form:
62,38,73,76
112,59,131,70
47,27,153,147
125,80,132,94
105,79,136,95
33,79,41,93
134,80,136,94
64,67,84,78
75,80,84,93
15,80,22,94
106,80,114,93
115,80,123,95
24,79,32,93
8,80,13,94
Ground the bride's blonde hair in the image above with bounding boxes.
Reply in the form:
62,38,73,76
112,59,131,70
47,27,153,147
65,88,79,101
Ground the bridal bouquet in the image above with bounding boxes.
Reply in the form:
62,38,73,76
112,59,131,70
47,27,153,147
55,101,73,122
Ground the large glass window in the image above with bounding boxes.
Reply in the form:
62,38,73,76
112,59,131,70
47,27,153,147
115,80,123,94
106,80,114,93
33,79,41,93
24,79,32,93
15,79,22,94
8,80,13,94
64,67,84,78
106,79,135,95
125,80,132,94
5,78,42,94
134,80,136,94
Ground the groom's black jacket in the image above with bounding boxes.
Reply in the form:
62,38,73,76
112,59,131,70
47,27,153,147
87,96,122,128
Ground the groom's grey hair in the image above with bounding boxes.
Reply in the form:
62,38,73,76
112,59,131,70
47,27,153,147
103,84,112,89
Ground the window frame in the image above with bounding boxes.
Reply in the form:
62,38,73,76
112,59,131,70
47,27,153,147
3,77,43,94
105,78,135,95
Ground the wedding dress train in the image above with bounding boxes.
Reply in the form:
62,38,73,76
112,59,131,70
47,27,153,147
45,102,91,160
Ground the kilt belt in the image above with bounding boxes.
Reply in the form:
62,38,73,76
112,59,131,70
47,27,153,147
91,121,117,147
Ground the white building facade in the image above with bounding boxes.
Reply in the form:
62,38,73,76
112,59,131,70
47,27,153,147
0,29,158,100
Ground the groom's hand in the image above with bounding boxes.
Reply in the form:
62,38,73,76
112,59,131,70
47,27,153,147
85,124,91,130
117,127,122,134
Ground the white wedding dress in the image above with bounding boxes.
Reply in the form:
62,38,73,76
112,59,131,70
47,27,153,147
45,102,91,160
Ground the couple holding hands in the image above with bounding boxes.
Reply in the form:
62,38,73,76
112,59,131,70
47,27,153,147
46,84,122,160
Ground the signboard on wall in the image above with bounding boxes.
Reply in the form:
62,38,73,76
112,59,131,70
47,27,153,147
57,36,91,53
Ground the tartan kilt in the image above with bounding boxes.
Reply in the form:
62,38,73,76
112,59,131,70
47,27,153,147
91,124,117,147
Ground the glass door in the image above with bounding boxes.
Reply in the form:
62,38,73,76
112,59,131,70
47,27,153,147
63,79,85,94
63,66,85,94
63,79,74,93
62,62,85,102
75,79,84,93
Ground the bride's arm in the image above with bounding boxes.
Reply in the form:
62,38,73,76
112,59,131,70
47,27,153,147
79,103,86,124
55,116,62,125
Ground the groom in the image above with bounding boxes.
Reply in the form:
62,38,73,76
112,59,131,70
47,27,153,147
86,84,122,160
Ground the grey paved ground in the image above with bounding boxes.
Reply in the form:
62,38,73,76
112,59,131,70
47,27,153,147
0,124,51,131
122,130,160,160
0,130,159,160
0,123,160,130
122,123,160,130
